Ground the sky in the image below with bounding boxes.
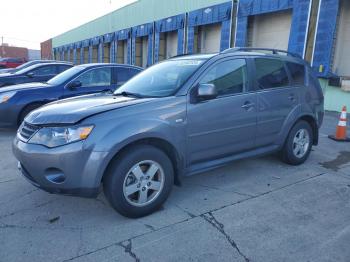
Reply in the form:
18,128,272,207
0,0,137,50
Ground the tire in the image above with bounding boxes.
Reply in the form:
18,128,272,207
103,145,174,218
18,103,43,127
280,120,313,165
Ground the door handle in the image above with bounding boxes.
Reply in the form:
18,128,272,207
241,102,255,109
288,94,296,101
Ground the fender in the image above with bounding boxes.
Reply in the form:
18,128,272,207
85,117,186,185
276,104,318,148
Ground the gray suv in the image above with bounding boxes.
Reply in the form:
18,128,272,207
13,48,324,218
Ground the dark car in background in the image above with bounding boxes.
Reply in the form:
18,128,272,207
0,57,27,69
0,63,142,127
0,60,60,74
0,62,73,88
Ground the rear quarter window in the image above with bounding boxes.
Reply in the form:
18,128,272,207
286,62,306,86
116,68,141,86
57,65,72,73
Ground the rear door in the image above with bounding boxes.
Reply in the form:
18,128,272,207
63,67,113,98
186,58,257,165
254,57,300,147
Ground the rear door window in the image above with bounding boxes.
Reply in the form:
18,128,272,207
286,62,306,86
254,58,290,89
57,65,72,73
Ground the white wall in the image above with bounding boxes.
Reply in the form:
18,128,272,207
28,49,41,60
248,10,292,50
142,36,148,67
333,0,350,78
198,23,221,53
165,31,178,58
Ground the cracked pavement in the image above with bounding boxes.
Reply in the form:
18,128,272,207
1,112,350,262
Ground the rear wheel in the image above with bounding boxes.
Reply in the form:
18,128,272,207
280,120,313,165
18,103,43,127
103,145,174,218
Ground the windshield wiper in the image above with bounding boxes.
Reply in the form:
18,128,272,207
113,91,144,98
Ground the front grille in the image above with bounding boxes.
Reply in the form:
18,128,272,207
19,122,40,141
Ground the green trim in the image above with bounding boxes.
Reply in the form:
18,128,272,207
319,78,350,112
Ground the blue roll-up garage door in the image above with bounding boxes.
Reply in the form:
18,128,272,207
115,29,132,65
103,33,114,63
332,0,350,78
90,36,100,63
247,9,292,50
235,0,310,58
82,40,90,64
132,22,154,67
154,14,185,63
187,1,233,54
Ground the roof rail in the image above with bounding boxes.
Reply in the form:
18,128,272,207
221,47,302,58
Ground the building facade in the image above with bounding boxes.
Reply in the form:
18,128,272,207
47,0,350,112
40,39,53,60
0,45,28,60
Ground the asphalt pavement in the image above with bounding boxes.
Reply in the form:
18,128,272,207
0,112,349,262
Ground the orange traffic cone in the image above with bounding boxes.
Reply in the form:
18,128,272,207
329,106,350,142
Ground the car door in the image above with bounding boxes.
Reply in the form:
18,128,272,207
254,57,300,147
63,67,113,98
186,58,257,165
28,65,58,83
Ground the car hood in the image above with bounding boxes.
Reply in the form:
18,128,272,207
0,82,49,93
25,94,154,125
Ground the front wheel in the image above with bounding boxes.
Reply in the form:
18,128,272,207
103,145,174,218
280,120,313,165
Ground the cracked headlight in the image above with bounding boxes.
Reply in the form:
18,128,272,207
29,125,94,148
0,91,16,103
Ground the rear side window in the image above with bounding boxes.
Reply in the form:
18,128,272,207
57,65,72,73
116,68,141,86
286,62,305,86
255,58,289,89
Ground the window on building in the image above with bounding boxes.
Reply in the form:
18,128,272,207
255,58,290,89
200,59,248,96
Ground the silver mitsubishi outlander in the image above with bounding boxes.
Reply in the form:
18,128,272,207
13,48,324,218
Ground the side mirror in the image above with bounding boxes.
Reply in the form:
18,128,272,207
197,83,218,101
26,72,34,78
67,80,82,89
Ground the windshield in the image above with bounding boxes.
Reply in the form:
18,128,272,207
115,59,205,97
47,66,85,85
